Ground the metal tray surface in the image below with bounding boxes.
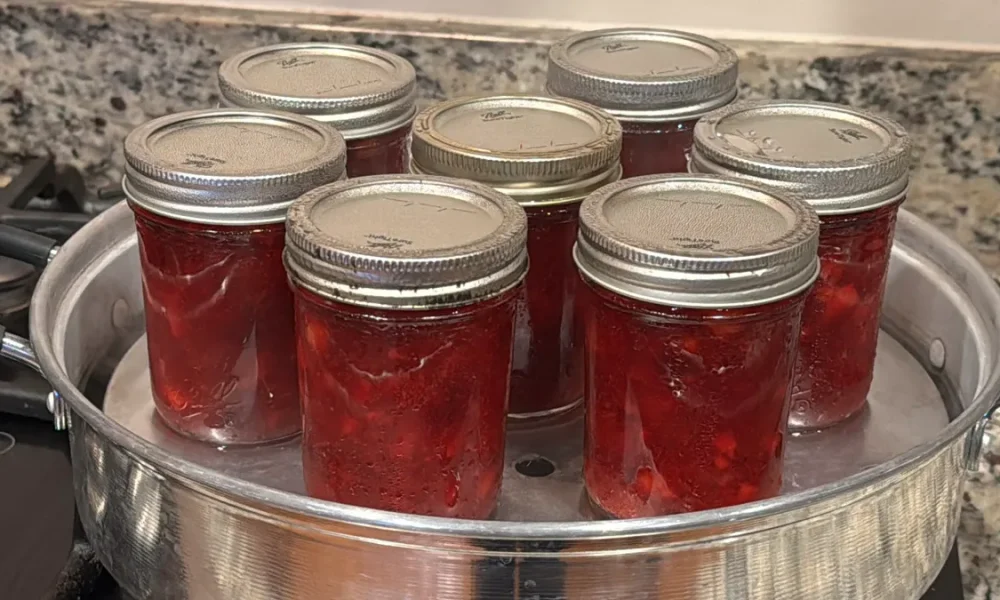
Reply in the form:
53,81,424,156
104,323,949,522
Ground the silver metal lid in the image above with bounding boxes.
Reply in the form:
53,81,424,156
284,175,528,309
123,109,347,226
411,95,622,205
690,101,912,215
218,43,417,139
546,28,739,122
575,174,819,308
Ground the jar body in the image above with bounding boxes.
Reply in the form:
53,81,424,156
789,200,904,430
619,119,697,178
132,205,300,444
344,124,412,178
581,279,805,518
510,203,584,418
295,286,518,518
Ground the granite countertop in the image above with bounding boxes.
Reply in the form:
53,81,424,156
2,1,1000,596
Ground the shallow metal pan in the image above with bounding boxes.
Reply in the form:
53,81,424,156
4,201,999,599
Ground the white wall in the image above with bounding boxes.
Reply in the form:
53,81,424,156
130,0,1000,51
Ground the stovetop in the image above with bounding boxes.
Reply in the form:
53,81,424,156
0,157,969,599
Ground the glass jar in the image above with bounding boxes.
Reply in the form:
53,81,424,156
123,109,347,444
411,95,622,420
575,175,819,518
690,100,912,431
218,42,417,177
546,28,738,178
284,175,528,518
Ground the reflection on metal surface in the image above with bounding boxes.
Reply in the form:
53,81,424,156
1,332,40,371
46,391,71,431
929,338,947,369
128,464,163,555
0,431,14,456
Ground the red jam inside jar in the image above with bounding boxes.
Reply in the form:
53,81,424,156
575,175,819,519
689,100,913,432
410,94,622,419
295,287,517,518
510,202,584,417
345,124,412,177
284,176,528,517
789,200,904,430
133,206,300,443
619,119,697,178
581,281,806,517
123,108,346,445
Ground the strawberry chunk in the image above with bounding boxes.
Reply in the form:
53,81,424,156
631,466,654,502
305,320,329,352
819,260,845,285
714,431,737,458
444,471,460,508
736,483,760,503
823,285,860,320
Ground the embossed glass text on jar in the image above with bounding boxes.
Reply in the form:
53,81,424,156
123,109,346,444
575,175,819,518
284,176,528,518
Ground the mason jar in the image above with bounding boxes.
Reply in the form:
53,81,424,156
411,94,622,420
123,109,347,444
546,28,738,178
284,175,528,518
690,100,911,431
576,174,819,518
218,42,416,177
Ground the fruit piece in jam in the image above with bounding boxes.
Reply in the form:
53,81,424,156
619,119,697,178
133,205,300,444
344,125,411,177
295,286,517,518
789,200,903,431
509,202,583,418
581,279,805,518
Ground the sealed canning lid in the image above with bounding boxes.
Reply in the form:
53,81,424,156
218,43,417,139
285,175,528,309
575,174,819,308
546,28,739,122
690,100,911,215
411,95,622,205
123,109,347,226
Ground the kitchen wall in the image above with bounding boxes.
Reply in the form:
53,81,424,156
122,0,1000,50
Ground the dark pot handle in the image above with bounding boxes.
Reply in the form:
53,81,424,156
0,224,59,267
0,238,72,430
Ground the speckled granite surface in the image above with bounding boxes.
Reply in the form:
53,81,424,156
2,2,1000,596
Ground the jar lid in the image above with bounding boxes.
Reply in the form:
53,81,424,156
284,175,528,309
123,109,347,226
411,95,622,206
218,43,417,139
546,28,739,122
690,100,911,215
575,174,819,308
